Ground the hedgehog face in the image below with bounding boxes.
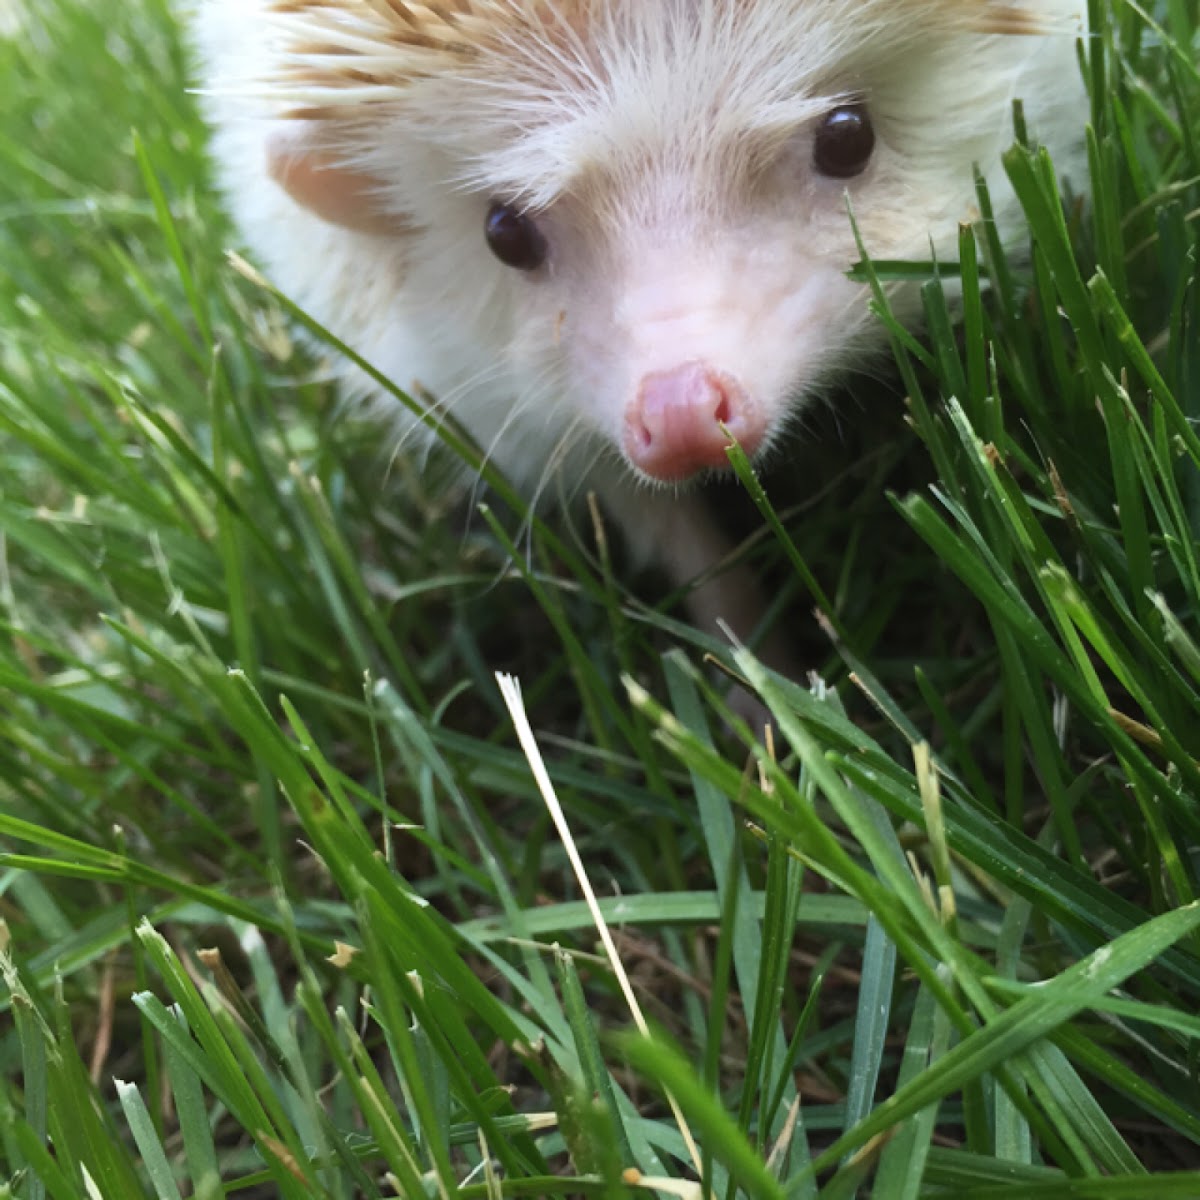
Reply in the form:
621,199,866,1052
473,106,903,485
207,0,1085,492
356,1,1080,487
434,49,1006,485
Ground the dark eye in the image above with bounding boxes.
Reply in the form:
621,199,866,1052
813,104,876,179
485,201,548,271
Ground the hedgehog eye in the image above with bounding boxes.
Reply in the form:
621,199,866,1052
485,201,548,271
813,103,876,180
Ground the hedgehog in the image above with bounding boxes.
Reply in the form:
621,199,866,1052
192,0,1087,653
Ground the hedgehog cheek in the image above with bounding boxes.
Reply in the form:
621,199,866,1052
265,128,403,237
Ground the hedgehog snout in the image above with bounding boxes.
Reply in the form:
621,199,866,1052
622,363,763,483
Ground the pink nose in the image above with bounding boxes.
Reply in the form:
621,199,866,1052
623,363,765,482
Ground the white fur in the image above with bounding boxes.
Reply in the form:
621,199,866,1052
192,0,1088,514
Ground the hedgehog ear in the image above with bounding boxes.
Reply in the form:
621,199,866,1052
266,128,401,237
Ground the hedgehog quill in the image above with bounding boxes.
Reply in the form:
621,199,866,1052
194,0,1088,654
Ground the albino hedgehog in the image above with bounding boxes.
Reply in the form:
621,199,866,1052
193,0,1087,646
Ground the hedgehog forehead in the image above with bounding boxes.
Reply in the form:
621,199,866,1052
427,0,1009,210
272,0,1058,117
447,11,839,211
269,0,1052,63
273,0,1068,207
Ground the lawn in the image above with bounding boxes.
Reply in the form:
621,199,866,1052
2,0,1200,1197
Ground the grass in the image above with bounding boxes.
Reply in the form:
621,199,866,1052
0,0,1199,1196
